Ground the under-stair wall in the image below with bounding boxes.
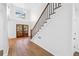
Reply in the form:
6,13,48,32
31,3,72,56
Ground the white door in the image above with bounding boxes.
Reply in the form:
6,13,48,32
73,3,79,52
76,19,79,51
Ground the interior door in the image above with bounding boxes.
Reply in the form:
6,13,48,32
76,21,79,51
72,5,79,55
73,5,79,52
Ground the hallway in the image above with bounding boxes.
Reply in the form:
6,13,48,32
8,37,53,56
0,3,79,56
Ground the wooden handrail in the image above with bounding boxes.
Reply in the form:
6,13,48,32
32,3,49,31
32,3,62,38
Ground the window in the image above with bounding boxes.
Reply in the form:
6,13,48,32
15,7,26,19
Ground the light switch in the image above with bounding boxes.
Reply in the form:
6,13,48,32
38,36,42,39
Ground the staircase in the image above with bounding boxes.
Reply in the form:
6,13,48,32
32,3,62,38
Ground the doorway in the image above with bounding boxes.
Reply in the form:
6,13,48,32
72,4,79,56
16,24,29,38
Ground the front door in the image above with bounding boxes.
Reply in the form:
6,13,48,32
16,24,28,38
23,25,28,37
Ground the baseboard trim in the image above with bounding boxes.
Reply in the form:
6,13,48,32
8,37,16,39
3,46,9,56
31,40,54,56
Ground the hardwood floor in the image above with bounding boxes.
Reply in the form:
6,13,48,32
0,50,3,56
8,37,53,56
74,51,79,56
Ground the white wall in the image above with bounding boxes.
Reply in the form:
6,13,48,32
30,3,47,29
8,20,16,38
8,3,31,38
72,4,79,53
0,3,8,56
76,17,79,51
8,4,30,21
8,20,31,38
0,3,4,51
31,4,72,56
74,5,79,52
